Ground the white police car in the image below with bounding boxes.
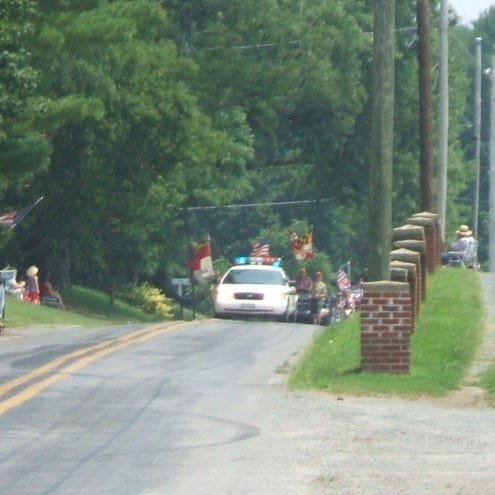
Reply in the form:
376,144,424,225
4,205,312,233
213,257,298,321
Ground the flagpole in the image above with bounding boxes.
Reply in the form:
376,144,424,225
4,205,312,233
189,243,196,320
1,276,6,321
0,196,45,229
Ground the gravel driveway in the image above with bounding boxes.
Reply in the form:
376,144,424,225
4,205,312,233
279,271,495,495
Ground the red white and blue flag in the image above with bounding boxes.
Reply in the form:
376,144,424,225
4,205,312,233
250,237,271,257
336,263,351,292
0,196,44,229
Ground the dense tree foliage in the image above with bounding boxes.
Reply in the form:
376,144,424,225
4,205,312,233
0,0,489,302
0,0,50,196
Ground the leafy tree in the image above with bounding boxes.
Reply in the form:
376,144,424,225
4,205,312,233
16,1,252,301
166,0,373,269
0,0,50,197
0,0,485,303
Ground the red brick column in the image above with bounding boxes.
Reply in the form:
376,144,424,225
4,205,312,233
361,281,412,373
392,226,427,300
408,215,438,272
390,248,423,301
392,239,426,303
411,211,442,268
390,260,418,329
392,224,425,243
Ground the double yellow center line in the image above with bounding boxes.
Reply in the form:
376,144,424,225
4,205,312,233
0,321,189,416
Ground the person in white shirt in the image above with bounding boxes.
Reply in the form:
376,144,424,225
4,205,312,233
5,277,25,299
442,224,476,264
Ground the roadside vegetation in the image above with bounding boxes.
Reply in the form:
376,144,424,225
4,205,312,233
290,269,488,398
1,285,168,329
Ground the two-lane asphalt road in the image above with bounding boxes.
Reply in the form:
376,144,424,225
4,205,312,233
3,318,495,495
0,319,320,494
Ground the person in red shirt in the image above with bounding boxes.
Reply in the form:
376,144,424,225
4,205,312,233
39,271,65,309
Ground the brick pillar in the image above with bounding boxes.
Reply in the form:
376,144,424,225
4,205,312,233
361,281,412,373
390,267,408,282
408,215,439,272
412,211,443,268
390,248,423,301
392,239,427,302
390,260,418,329
392,224,425,244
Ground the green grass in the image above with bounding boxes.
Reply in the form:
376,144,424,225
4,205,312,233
289,268,486,397
63,285,161,322
480,368,495,404
2,284,161,329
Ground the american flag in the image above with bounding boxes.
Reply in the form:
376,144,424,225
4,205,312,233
336,264,351,292
0,197,44,229
250,237,271,257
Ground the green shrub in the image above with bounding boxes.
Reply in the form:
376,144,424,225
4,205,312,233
117,282,173,319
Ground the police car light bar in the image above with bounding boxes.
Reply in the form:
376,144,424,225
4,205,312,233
234,256,281,267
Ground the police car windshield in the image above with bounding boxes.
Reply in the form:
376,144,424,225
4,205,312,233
224,268,285,285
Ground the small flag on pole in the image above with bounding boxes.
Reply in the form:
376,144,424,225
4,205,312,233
0,196,44,229
188,240,215,283
250,237,271,257
336,263,351,292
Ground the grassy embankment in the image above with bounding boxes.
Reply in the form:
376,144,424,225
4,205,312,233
1,285,162,328
290,268,495,401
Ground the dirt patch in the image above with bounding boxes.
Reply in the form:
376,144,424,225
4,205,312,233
441,385,488,407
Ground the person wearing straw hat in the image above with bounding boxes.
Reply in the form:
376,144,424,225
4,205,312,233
24,265,40,303
442,225,476,265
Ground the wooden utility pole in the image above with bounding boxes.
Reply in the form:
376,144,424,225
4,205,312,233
367,0,395,281
472,37,482,239
417,0,434,212
437,0,449,240
489,47,495,272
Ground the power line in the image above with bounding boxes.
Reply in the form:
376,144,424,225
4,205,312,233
181,198,331,211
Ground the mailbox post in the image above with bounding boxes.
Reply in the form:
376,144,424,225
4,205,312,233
171,278,191,319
